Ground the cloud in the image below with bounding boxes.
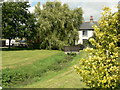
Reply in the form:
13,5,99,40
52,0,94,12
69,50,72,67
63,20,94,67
28,0,119,21
58,0,119,20
28,6,35,13
59,0,119,2
64,2,83,9
109,2,118,12
82,6,101,21
81,2,119,21
28,3,43,13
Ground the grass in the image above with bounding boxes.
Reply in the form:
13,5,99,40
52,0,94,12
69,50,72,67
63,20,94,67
2,51,66,87
22,51,89,88
2,48,89,88
23,67,87,88
2,50,61,69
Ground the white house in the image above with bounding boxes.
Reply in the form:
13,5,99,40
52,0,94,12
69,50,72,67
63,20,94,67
78,16,98,44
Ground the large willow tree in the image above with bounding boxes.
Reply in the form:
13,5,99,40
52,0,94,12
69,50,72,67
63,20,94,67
75,7,120,89
34,1,82,50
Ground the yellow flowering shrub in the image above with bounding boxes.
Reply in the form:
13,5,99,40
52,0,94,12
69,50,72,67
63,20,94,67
75,7,120,89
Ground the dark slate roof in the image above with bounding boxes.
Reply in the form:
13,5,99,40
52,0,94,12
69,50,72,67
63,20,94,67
79,21,98,30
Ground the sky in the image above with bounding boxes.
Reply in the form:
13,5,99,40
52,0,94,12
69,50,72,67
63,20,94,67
28,0,120,21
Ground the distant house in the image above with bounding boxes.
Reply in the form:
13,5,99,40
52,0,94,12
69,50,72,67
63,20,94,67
5,39,15,46
78,16,98,44
64,16,97,53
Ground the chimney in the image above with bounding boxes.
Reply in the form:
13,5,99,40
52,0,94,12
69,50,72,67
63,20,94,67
90,16,93,22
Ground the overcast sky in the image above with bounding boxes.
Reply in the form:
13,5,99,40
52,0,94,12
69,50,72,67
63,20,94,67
28,0,120,21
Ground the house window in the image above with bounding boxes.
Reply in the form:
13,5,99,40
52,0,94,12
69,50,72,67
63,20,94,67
82,30,87,36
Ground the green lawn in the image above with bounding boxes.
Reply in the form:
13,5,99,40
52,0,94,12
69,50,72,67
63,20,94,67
22,50,89,88
2,48,119,88
2,50,61,69
23,67,88,88
2,49,89,88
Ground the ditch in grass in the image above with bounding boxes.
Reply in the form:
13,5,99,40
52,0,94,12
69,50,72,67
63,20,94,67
2,52,80,88
22,51,89,88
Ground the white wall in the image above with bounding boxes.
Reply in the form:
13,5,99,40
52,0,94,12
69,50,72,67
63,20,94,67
88,30,94,38
77,30,94,44
6,39,15,46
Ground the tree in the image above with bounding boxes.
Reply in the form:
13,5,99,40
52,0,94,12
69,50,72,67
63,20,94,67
0,1,2,40
75,7,120,89
2,1,36,48
34,1,82,50
118,1,120,46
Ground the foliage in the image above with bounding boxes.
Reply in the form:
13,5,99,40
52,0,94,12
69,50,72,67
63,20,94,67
75,7,120,89
83,34,96,48
67,52,77,57
0,15,1,41
34,1,82,50
2,1,36,48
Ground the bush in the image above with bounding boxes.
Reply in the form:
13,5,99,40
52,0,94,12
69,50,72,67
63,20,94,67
75,49,120,89
2,68,29,87
75,7,120,89
67,52,77,57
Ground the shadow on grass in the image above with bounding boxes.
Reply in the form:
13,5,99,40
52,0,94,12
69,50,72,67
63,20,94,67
1,47,40,51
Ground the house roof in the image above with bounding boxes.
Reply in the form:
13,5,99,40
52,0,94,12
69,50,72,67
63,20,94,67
79,21,98,30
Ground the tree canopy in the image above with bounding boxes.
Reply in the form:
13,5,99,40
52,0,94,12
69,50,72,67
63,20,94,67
0,1,2,39
34,1,83,50
2,1,36,48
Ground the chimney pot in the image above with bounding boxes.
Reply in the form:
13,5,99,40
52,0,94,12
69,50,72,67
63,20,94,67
90,16,93,22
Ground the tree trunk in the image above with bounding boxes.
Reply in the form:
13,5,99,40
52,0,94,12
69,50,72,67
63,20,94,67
8,38,11,49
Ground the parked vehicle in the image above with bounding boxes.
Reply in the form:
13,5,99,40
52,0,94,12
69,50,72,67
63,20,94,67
4,39,27,47
13,40,20,46
19,40,27,47
13,40,27,47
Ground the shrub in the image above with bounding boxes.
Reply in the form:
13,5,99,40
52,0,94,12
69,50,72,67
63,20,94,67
2,68,29,87
67,52,77,57
75,7,120,89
